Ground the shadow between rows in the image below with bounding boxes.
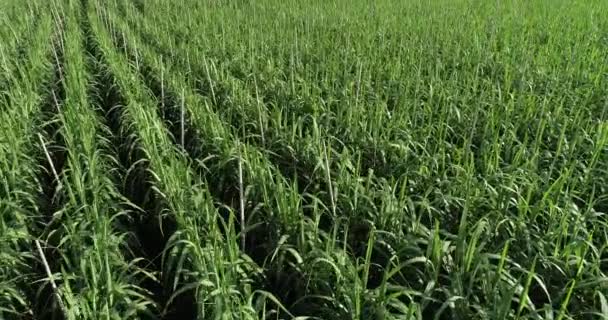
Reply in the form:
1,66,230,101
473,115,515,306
80,2,195,318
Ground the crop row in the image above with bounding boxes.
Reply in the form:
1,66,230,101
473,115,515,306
0,0,606,319
87,0,270,317
39,1,158,318
116,0,608,319
102,3,380,318
0,1,58,317
0,0,44,92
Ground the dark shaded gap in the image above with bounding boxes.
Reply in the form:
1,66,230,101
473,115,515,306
29,26,68,320
131,0,145,15
90,56,172,320
80,1,195,318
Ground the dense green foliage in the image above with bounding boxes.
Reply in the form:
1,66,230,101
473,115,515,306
0,0,607,319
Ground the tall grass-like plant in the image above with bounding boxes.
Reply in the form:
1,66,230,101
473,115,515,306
0,3,55,317
102,8,382,318
0,0,40,91
116,0,608,318
36,1,156,318
0,0,606,318
89,2,263,318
